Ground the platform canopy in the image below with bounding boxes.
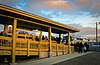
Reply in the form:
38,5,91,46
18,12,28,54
0,4,80,34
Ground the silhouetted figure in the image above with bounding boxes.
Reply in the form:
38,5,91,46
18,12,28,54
79,42,84,53
35,36,39,41
83,44,87,53
42,35,45,40
84,43,89,52
45,36,48,40
87,43,89,51
74,43,77,52
56,37,61,44
71,41,74,46
75,42,79,52
0,31,3,36
51,36,56,41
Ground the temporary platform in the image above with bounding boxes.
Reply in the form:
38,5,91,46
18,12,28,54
0,4,80,64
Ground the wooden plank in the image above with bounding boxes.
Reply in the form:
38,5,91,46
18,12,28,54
0,50,11,55
27,40,30,56
29,52,38,55
15,51,27,55
16,38,27,43
0,46,12,50
30,49,38,51
16,48,27,51
40,49,48,51
30,40,39,44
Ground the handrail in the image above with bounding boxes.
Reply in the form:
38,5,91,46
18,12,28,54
7,33,35,40
0,36,74,56
0,36,12,50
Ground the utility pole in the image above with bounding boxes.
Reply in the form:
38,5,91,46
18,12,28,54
96,22,98,42
96,22,100,42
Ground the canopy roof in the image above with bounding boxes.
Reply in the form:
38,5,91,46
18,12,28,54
0,4,80,34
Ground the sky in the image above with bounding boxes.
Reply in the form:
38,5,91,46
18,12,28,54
0,0,100,38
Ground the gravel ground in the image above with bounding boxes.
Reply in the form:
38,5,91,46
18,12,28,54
54,52,100,65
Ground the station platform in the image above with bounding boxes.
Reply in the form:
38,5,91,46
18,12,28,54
14,52,92,65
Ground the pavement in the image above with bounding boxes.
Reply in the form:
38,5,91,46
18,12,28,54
54,52,100,65
14,52,92,65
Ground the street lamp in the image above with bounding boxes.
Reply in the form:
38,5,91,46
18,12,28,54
96,22,100,42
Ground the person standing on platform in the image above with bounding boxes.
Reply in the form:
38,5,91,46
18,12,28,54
79,42,84,53
0,31,3,36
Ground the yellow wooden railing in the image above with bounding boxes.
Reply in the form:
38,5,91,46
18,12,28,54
7,33,34,40
70,46,74,53
0,36,12,55
0,35,74,56
64,45,68,54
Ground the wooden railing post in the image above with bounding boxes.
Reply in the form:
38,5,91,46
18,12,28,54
12,19,17,64
39,31,42,58
63,44,64,55
56,43,58,56
4,24,8,33
48,27,52,57
59,34,61,44
68,32,71,54
63,45,65,54
27,40,30,56
25,34,27,39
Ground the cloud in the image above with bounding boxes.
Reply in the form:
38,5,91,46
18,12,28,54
75,0,100,17
74,14,100,27
1,0,100,17
91,0,100,17
40,9,78,25
75,0,92,5
14,0,26,10
0,0,19,5
0,0,100,37
44,0,73,10
68,23,83,28
24,0,100,18
92,0,100,9
40,9,100,28
32,0,77,12
0,0,26,10
68,24,100,37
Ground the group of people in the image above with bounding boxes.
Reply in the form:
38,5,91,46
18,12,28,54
74,42,89,53
35,35,61,44
35,36,48,41
0,30,90,54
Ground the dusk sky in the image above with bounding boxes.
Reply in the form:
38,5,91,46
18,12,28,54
0,0,100,38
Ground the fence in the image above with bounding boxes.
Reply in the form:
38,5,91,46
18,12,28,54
0,35,74,58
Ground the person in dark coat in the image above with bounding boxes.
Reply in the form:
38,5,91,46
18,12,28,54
84,43,89,52
56,37,61,44
75,42,80,52
0,31,3,36
35,36,39,41
79,42,84,53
